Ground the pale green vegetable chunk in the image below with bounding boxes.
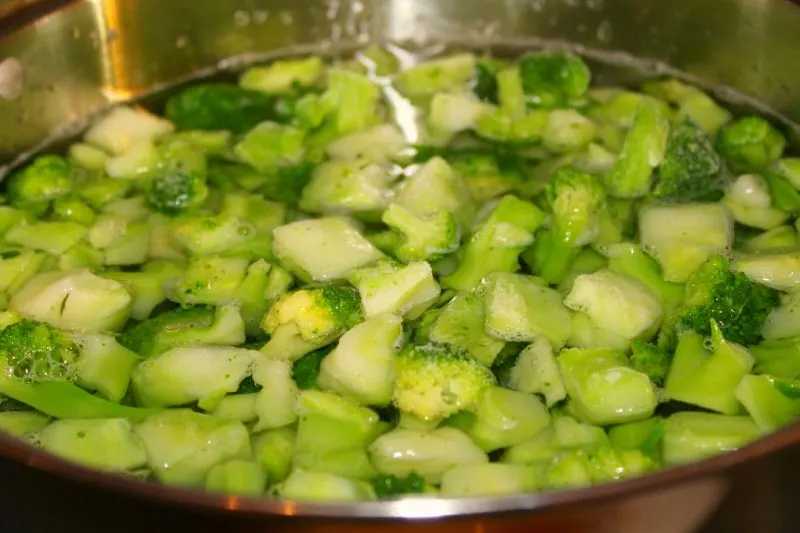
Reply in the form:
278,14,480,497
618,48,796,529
40,418,147,472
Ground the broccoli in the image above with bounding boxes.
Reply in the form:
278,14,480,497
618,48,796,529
392,343,496,421
84,106,174,156
716,116,785,172
521,228,582,285
299,159,393,217
442,195,546,291
233,122,306,174
629,340,670,385
381,204,460,262
441,149,527,203
7,155,73,215
722,173,789,230
394,53,476,99
260,286,363,361
292,348,331,390
52,196,96,226
546,168,607,247
170,215,256,257
371,472,427,498
472,58,504,104
653,117,722,201
749,337,800,379
240,57,323,94
146,170,209,216
762,170,800,215
346,260,441,320
0,320,154,420
518,51,591,108
541,110,598,154
678,255,779,345
605,98,669,198
165,83,277,134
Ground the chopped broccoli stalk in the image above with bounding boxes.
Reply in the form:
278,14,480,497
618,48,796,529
442,149,527,203
542,110,597,154
10,269,132,332
170,215,256,257
722,173,789,230
638,203,734,282
322,69,382,135
442,195,545,291
661,412,760,466
734,374,800,431
428,291,505,367
734,249,800,291
170,256,249,306
119,306,215,357
607,416,665,457
299,159,392,217
464,386,551,451
39,418,147,472
371,472,427,498
251,357,298,431
483,272,573,349
678,255,778,345
521,228,582,285
261,286,363,361
347,261,441,319
52,196,96,226
653,117,722,201
317,314,403,406
326,124,406,164
567,311,632,351
75,333,139,403
761,291,800,341
558,347,658,425
605,98,669,198
233,122,306,173
393,157,477,229
165,83,276,134
273,217,383,283
252,426,295,483
101,262,181,321
210,394,258,423
5,221,87,256
440,463,538,497
240,57,323,94
763,170,800,215
131,346,255,410
7,155,73,215
69,143,109,171
105,141,160,179
0,411,51,439
500,426,561,465
716,116,785,172
546,168,607,247
392,343,496,421
750,337,800,379
0,250,47,295
741,225,798,253
506,337,567,407
604,243,684,316
641,78,732,135
135,409,251,487
85,106,174,156
552,415,609,450
428,92,490,139
664,322,754,414
79,178,132,210
394,53,476,98
518,51,591,108
564,270,663,339
292,348,330,390
382,203,461,262
276,469,376,502
474,106,548,144
205,459,266,496
368,427,488,484
629,340,670,385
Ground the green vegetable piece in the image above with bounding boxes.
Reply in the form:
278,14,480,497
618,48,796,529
750,337,800,379
542,110,597,154
165,83,275,134
277,469,376,502
347,261,440,320
567,311,631,351
105,141,160,179
546,168,607,247
500,426,560,464
368,427,488,484
761,291,800,341
119,306,212,357
79,178,132,210
661,411,759,465
240,57,322,94
519,51,591,108
317,314,403,406
85,106,174,156
252,357,298,431
323,69,382,135
233,122,305,173
608,416,665,457
371,472,427,498
7,155,73,215
483,272,572,349
716,116,785,172
465,387,551,451
135,409,251,486
521,228,582,285
605,98,669,198
52,196,96,226
734,249,800,291
210,393,258,423
0,250,46,295
205,459,266,496
69,142,109,171
40,418,147,472
147,170,208,216
292,348,329,390
395,53,476,98
664,322,754,414
6,221,87,255
428,92,489,138
741,225,798,253
382,203,461,263
299,159,392,217
629,340,670,385
131,346,255,410
440,463,538,497
428,291,505,367
261,285,363,361
443,195,545,291
326,124,406,164
552,416,609,450
0,411,51,439
653,117,722,201
75,333,139,403
10,269,132,332
558,347,658,425
252,426,295,483
506,337,567,407
734,374,800,431
171,256,249,306
392,343,496,421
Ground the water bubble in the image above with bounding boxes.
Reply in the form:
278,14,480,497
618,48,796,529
175,35,188,49
233,10,251,27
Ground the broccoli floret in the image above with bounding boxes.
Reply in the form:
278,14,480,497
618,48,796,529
678,255,779,345
546,168,607,247
8,155,73,215
147,170,209,216
371,472,427,498
472,58,504,104
392,343,496,421
653,117,722,201
292,348,331,390
261,286,363,361
165,83,276,134
716,116,785,172
629,340,670,385
518,51,591,108
381,204,460,262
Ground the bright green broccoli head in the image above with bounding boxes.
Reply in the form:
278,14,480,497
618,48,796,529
629,340,670,386
679,255,779,345
8,155,73,215
0,319,80,382
393,343,496,421
147,170,209,216
165,83,277,134
716,116,785,172
519,51,591,108
653,117,722,201
381,204,460,262
546,168,607,247
263,286,363,341
118,306,215,357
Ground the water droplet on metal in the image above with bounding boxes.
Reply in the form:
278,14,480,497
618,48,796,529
0,58,24,101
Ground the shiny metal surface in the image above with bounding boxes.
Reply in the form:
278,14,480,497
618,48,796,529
0,0,797,527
